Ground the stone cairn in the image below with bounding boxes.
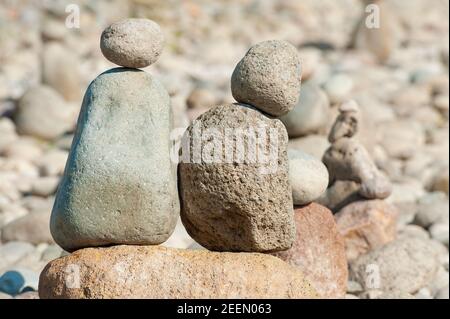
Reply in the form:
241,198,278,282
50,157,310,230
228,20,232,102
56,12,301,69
315,100,393,213
49,19,179,252
321,100,398,266
323,100,392,201
39,19,338,299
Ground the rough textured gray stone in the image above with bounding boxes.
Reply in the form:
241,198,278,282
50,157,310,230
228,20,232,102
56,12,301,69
327,100,361,143
280,82,330,137
50,68,179,252
231,40,301,116
288,149,328,205
100,19,165,68
179,103,295,252
349,237,440,294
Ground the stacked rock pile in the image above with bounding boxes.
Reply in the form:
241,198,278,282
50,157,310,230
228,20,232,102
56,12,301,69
1,1,448,300
320,100,392,211
177,39,348,298
49,19,179,251
179,40,300,253
38,19,324,299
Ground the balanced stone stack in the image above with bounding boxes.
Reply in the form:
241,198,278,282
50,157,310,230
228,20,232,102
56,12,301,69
39,20,318,299
178,40,347,298
179,40,301,252
50,19,179,251
316,100,398,269
320,100,392,211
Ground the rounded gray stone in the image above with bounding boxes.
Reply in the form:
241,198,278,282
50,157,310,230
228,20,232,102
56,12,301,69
288,134,330,160
100,18,165,68
288,149,329,205
42,42,82,102
414,192,449,228
14,85,74,140
50,68,179,252
1,210,53,245
349,237,440,294
179,103,295,252
280,82,330,137
231,40,302,117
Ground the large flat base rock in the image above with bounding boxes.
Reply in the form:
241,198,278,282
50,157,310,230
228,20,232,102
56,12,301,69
38,245,318,299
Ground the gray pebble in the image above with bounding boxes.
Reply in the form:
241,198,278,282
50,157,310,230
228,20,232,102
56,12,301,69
280,81,330,137
101,18,165,68
231,40,301,116
350,237,440,294
288,149,329,205
14,85,75,140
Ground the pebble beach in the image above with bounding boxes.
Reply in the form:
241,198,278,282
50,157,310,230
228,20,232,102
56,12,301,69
0,0,449,300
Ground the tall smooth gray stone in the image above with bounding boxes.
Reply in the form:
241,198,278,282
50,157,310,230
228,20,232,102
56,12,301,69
50,68,179,252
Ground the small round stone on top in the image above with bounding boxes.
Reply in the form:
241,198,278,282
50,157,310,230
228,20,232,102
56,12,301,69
231,40,302,117
100,18,165,68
